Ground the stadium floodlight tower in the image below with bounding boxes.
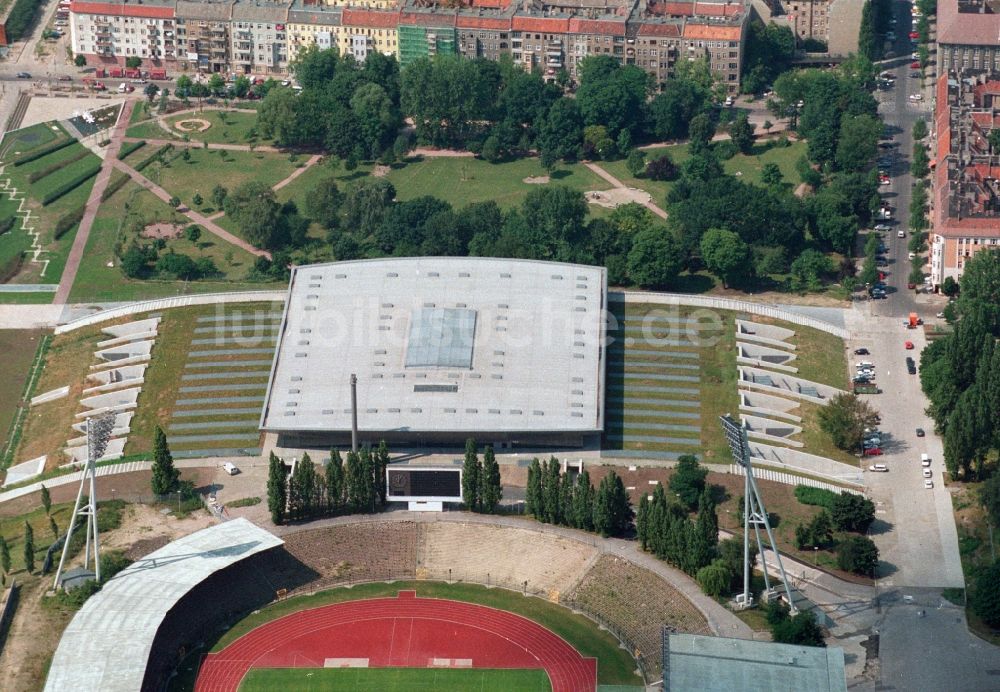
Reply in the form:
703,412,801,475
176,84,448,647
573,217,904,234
53,412,116,590
719,414,796,612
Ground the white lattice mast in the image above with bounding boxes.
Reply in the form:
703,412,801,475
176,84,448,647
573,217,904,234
719,414,796,611
53,413,116,589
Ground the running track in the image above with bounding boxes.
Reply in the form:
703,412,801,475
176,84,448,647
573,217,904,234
195,591,597,692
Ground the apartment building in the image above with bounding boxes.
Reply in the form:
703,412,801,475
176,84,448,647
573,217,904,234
929,73,1000,289
753,0,859,56
938,0,1000,75
70,0,749,88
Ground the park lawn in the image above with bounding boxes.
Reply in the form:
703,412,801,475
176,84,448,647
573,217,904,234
26,148,102,201
165,110,264,146
130,100,150,124
385,157,611,209
798,402,861,467
0,122,64,158
792,323,849,390
153,148,298,209
0,196,29,272
206,582,641,686
239,668,550,692
0,330,46,460
68,180,281,302
125,118,181,141
599,144,691,204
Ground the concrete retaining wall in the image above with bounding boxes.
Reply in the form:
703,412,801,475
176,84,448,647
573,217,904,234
747,441,863,485
736,319,796,342
95,339,154,363
729,464,861,493
739,366,845,402
31,386,70,406
79,386,140,411
56,292,287,334
741,414,802,438
739,390,801,415
738,342,797,365
101,317,161,339
612,292,849,338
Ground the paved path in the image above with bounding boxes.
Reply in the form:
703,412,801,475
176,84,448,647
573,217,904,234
53,100,135,304
583,162,668,219
273,154,321,192
112,158,271,260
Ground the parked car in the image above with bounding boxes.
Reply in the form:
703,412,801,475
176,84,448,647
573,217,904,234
864,447,884,456
854,348,870,355
909,31,919,38
924,479,934,489
905,341,914,350
15,72,31,78
853,375,872,384
869,464,889,472
916,427,925,437
921,453,931,466
911,61,921,68
922,468,932,478
57,75,72,82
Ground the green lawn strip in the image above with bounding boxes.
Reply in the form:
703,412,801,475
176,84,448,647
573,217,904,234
29,155,102,201
239,667,551,692
0,197,29,271
797,403,861,467
0,330,47,463
697,314,739,464
125,119,181,141
385,157,610,210
67,180,273,302
129,101,150,124
166,110,263,146
791,324,848,389
0,292,54,304
153,148,297,210
209,581,641,685
1,122,62,158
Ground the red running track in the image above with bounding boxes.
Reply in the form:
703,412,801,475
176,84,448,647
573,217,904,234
195,591,597,692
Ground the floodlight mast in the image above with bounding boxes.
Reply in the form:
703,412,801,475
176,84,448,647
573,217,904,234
719,414,796,611
53,413,115,590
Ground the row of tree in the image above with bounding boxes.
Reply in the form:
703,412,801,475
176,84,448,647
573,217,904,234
461,440,502,514
525,459,633,538
267,444,390,524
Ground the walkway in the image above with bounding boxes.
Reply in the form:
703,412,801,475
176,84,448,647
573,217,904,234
583,162,668,219
272,154,321,191
54,100,135,304
112,158,271,259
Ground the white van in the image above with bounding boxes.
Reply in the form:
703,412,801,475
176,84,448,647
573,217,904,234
223,462,239,475
921,453,930,466
855,360,874,369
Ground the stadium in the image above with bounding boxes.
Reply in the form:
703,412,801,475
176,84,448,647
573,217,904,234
260,257,608,449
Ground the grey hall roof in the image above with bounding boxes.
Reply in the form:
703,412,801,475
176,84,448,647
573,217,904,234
260,258,608,435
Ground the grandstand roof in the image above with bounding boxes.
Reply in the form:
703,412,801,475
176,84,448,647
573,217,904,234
45,519,283,692
664,633,847,692
260,258,608,436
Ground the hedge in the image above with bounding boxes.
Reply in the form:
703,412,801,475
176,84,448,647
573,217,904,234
41,164,102,206
0,253,25,284
0,217,15,237
54,206,86,240
101,172,130,202
794,485,838,510
27,148,90,183
4,0,46,41
12,138,74,167
133,144,173,172
117,140,146,160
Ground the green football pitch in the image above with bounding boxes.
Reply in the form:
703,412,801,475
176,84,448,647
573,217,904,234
239,667,552,691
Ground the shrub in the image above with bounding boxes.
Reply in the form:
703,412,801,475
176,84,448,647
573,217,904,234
28,148,90,183
0,217,15,236
226,496,262,509
830,492,876,533
41,164,101,205
100,172,130,202
794,485,838,509
5,0,46,40
0,254,25,284
836,535,879,575
645,154,677,181
53,206,86,240
117,140,146,160
13,138,74,166
133,144,173,172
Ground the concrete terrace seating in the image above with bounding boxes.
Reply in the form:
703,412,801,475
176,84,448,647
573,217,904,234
417,522,598,599
737,342,798,373
741,414,804,448
566,554,711,676
739,391,801,422
738,366,845,404
281,522,419,595
735,319,795,349
94,338,154,363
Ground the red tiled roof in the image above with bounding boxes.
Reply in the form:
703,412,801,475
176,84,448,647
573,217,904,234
568,18,625,35
399,10,456,27
683,23,741,40
938,0,1000,45
650,1,741,17
694,1,742,16
637,22,681,37
468,0,512,7
655,2,696,16
973,80,1000,103
512,16,570,33
343,8,400,28
456,15,511,29
70,1,174,19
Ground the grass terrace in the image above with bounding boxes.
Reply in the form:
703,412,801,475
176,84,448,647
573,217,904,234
0,330,47,463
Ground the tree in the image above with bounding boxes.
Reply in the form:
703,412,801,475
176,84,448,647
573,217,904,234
288,453,317,519
480,446,502,513
0,536,9,576
858,0,878,61
911,145,930,178
168,196,181,208
49,515,59,541
462,438,481,512
626,149,646,177
836,113,881,172
326,449,345,513
974,560,1000,627
40,484,51,515
74,54,86,67
696,486,719,548
912,119,928,141
701,228,751,288
688,113,716,154
573,470,596,531
670,455,708,510
145,83,159,102
207,73,226,96
374,440,389,507
817,393,880,452
729,113,754,155
22,521,34,574
594,470,633,537
151,426,179,496
527,458,543,518
306,177,344,230
760,162,783,188
223,181,284,249
343,178,396,238
267,452,287,524
697,559,733,597
192,193,203,208
772,608,826,647
211,184,228,209
543,457,562,524
627,227,683,288
837,535,879,575
645,154,677,181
